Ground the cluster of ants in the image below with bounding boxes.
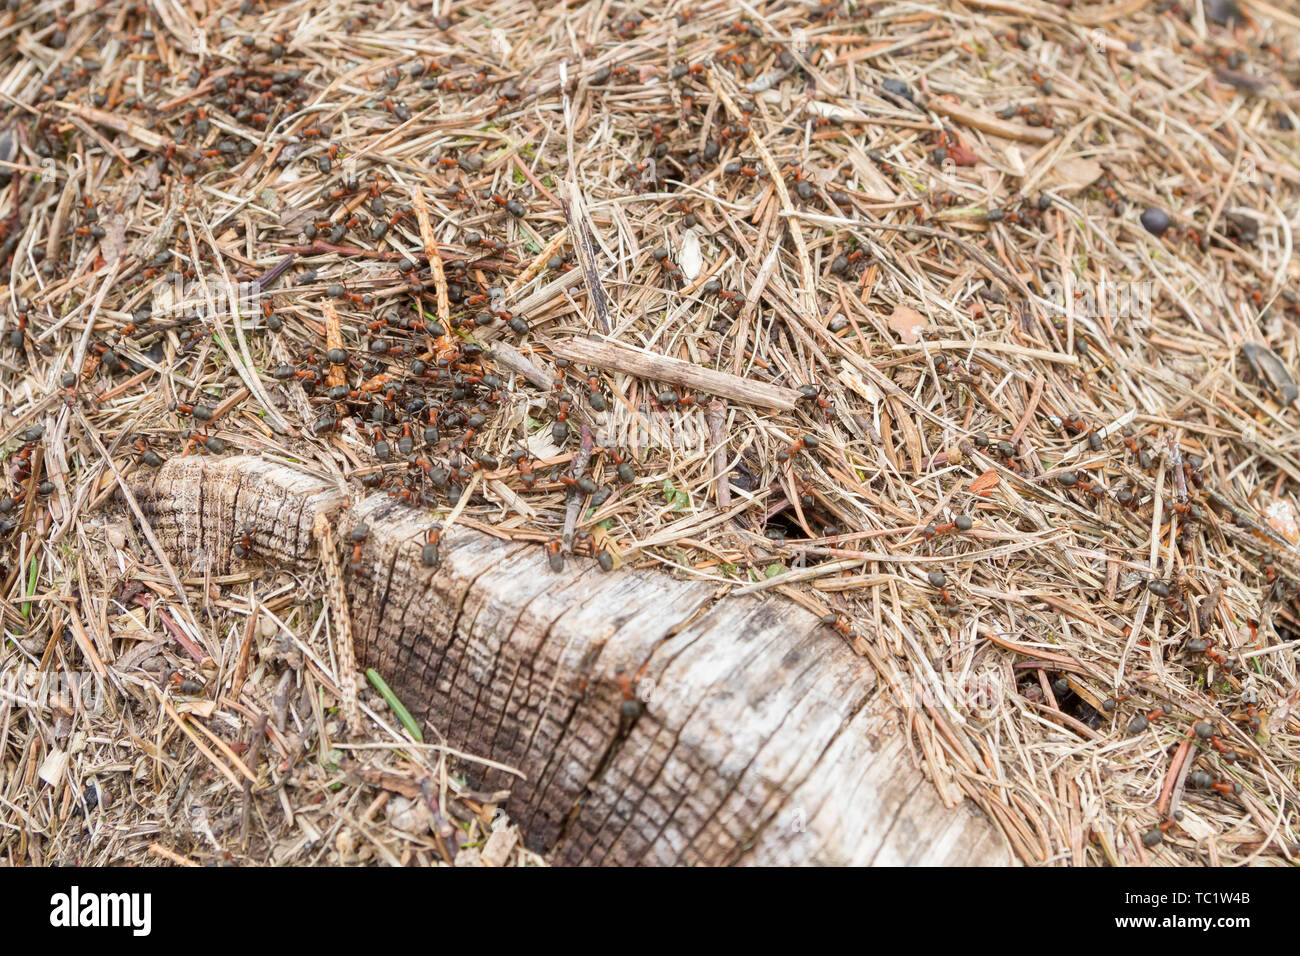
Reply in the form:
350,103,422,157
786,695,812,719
0,10,878,580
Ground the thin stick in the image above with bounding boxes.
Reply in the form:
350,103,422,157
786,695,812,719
923,96,1058,144
560,187,610,333
548,336,801,411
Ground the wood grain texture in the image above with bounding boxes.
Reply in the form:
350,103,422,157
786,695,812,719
128,456,1011,866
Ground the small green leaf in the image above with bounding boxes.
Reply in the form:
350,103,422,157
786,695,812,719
366,668,424,742
662,479,689,511
22,555,38,618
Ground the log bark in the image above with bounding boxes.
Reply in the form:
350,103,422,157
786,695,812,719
128,456,1011,866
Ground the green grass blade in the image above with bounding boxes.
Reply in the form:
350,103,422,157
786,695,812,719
366,668,423,742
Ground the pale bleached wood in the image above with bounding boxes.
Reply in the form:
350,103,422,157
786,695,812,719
547,336,802,411
128,456,1010,866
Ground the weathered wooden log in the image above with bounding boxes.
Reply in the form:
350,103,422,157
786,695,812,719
128,456,1011,865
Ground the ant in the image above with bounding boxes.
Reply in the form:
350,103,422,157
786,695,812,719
931,354,978,382
0,490,27,517
133,437,164,468
6,308,27,349
270,361,315,385
921,515,973,539
1114,487,1141,511
573,530,596,555
828,249,866,277
777,432,819,462
985,207,1026,226
1056,470,1103,498
1260,560,1291,602
1210,778,1242,796
347,523,369,575
615,659,652,730
610,449,635,484
170,400,215,422
1236,700,1263,734
797,384,832,417
9,435,38,483
552,393,572,443
655,388,699,408
233,525,255,559
59,372,79,405
561,474,598,496
1141,818,1183,848
584,374,607,412
1200,728,1246,766
1060,413,1088,434
545,537,564,572
510,448,536,489
422,523,442,568
1127,706,1167,733
927,569,958,608
1148,578,1185,614
820,612,857,640
189,432,227,456
782,164,818,202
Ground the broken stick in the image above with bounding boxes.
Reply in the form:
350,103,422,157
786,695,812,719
547,336,800,411
922,96,1057,144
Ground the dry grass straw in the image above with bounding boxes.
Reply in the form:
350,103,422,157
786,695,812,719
0,0,1297,865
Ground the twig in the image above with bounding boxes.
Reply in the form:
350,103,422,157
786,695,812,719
548,336,801,411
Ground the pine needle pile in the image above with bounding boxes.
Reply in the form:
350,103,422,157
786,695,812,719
0,0,1298,865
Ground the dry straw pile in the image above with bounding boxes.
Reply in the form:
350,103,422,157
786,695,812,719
0,0,1297,865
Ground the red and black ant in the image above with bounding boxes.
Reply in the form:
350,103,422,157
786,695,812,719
545,537,564,572
921,515,974,539
347,523,369,575
615,659,652,731
820,612,857,640
510,449,536,489
421,523,442,568
777,432,820,462
610,449,636,484
797,384,833,417
927,569,959,609
233,525,255,559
